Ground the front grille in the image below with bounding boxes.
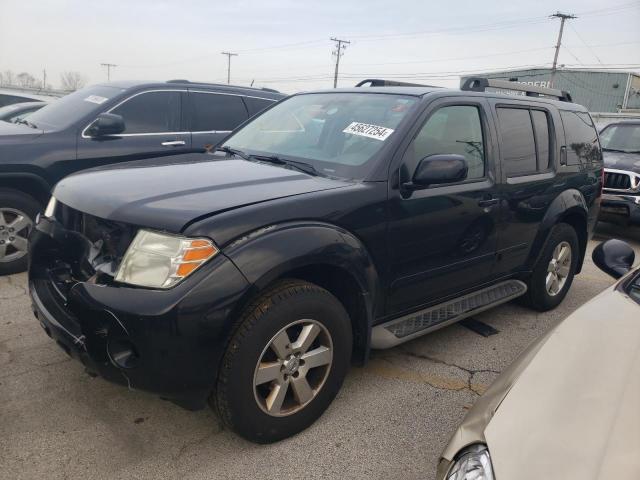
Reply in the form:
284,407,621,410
604,172,632,190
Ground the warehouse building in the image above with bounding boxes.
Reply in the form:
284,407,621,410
461,68,640,117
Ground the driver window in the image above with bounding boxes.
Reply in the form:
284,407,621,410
406,105,485,180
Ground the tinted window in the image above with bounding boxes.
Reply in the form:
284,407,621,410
498,107,536,176
27,85,123,130
111,91,181,134
560,111,600,165
532,110,551,170
225,92,418,180
408,105,485,179
190,93,247,132
244,96,276,116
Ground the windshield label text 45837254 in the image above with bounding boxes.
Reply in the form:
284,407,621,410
342,122,394,141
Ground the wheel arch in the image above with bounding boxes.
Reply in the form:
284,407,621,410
0,173,51,205
529,189,589,273
224,221,381,364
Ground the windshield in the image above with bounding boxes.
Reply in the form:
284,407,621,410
26,85,124,130
224,92,418,179
599,123,640,153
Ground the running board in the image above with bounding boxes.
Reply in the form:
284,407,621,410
371,280,527,349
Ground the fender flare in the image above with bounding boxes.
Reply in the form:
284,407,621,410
528,188,589,271
224,221,381,356
0,172,52,198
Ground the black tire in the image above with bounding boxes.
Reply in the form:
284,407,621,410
214,279,352,443
0,189,41,275
522,223,579,312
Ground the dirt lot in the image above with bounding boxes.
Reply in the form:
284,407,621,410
1,223,638,480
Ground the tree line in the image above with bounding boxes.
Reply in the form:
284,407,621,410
0,70,88,91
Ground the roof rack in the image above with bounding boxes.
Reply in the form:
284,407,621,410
165,79,280,93
461,77,572,102
355,79,440,88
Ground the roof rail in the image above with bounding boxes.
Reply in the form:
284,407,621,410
461,77,572,102
166,79,192,83
165,79,280,93
355,78,440,88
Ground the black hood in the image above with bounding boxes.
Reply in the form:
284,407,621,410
603,150,640,174
53,155,351,232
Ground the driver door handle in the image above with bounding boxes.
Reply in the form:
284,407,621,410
478,198,499,207
161,140,186,147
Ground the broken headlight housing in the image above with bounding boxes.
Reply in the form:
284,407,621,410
114,230,218,289
446,444,494,480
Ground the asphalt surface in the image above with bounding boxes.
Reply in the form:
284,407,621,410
2,222,639,480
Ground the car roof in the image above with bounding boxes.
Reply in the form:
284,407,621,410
95,80,284,99
298,86,587,110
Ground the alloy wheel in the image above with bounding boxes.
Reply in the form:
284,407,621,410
546,241,572,296
0,208,32,263
253,319,333,417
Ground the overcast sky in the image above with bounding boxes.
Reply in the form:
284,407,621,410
0,0,638,93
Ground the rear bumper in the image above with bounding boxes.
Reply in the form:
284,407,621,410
599,193,640,224
29,215,251,410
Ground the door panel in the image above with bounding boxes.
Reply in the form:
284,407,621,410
77,90,191,169
386,99,500,316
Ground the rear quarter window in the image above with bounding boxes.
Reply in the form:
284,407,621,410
560,110,600,165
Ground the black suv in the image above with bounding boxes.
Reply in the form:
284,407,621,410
598,120,640,224
0,80,283,274
29,78,602,443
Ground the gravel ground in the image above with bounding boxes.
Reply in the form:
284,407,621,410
1,223,638,480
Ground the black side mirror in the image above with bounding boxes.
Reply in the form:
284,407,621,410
592,239,635,279
87,113,125,137
404,154,468,190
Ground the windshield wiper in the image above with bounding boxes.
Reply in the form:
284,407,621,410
215,145,250,160
15,118,38,129
251,154,319,176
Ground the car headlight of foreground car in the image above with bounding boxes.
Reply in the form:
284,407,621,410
446,444,494,480
115,230,218,288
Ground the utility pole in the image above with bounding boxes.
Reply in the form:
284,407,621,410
100,63,117,82
42,69,46,90
221,52,238,84
330,37,350,88
550,12,576,87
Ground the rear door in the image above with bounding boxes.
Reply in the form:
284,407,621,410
489,100,560,276
386,97,501,316
77,89,191,167
186,91,250,150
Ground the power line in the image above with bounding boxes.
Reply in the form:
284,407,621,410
330,37,350,88
100,63,117,81
221,52,238,84
568,23,604,65
550,12,577,87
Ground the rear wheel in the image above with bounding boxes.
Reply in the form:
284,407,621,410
522,223,579,311
0,190,40,275
214,280,352,443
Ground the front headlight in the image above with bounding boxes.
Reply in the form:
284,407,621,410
114,230,218,289
446,444,494,480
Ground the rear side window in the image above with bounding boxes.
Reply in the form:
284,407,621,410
497,107,553,175
244,96,276,116
190,92,248,132
111,91,181,134
498,108,537,175
560,111,600,165
409,105,485,180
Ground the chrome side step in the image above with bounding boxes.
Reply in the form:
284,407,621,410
371,280,527,349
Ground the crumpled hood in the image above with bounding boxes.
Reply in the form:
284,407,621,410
53,155,350,232
603,150,640,173
483,285,640,480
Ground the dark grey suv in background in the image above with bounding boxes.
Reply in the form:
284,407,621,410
0,80,284,274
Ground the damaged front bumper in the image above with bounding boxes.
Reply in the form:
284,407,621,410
29,214,251,410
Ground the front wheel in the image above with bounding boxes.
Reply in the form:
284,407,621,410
214,280,352,443
522,223,579,311
0,189,41,275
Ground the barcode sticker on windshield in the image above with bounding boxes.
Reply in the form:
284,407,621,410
84,95,108,105
342,122,394,141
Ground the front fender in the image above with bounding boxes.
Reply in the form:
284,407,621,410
527,188,588,271
223,220,380,331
